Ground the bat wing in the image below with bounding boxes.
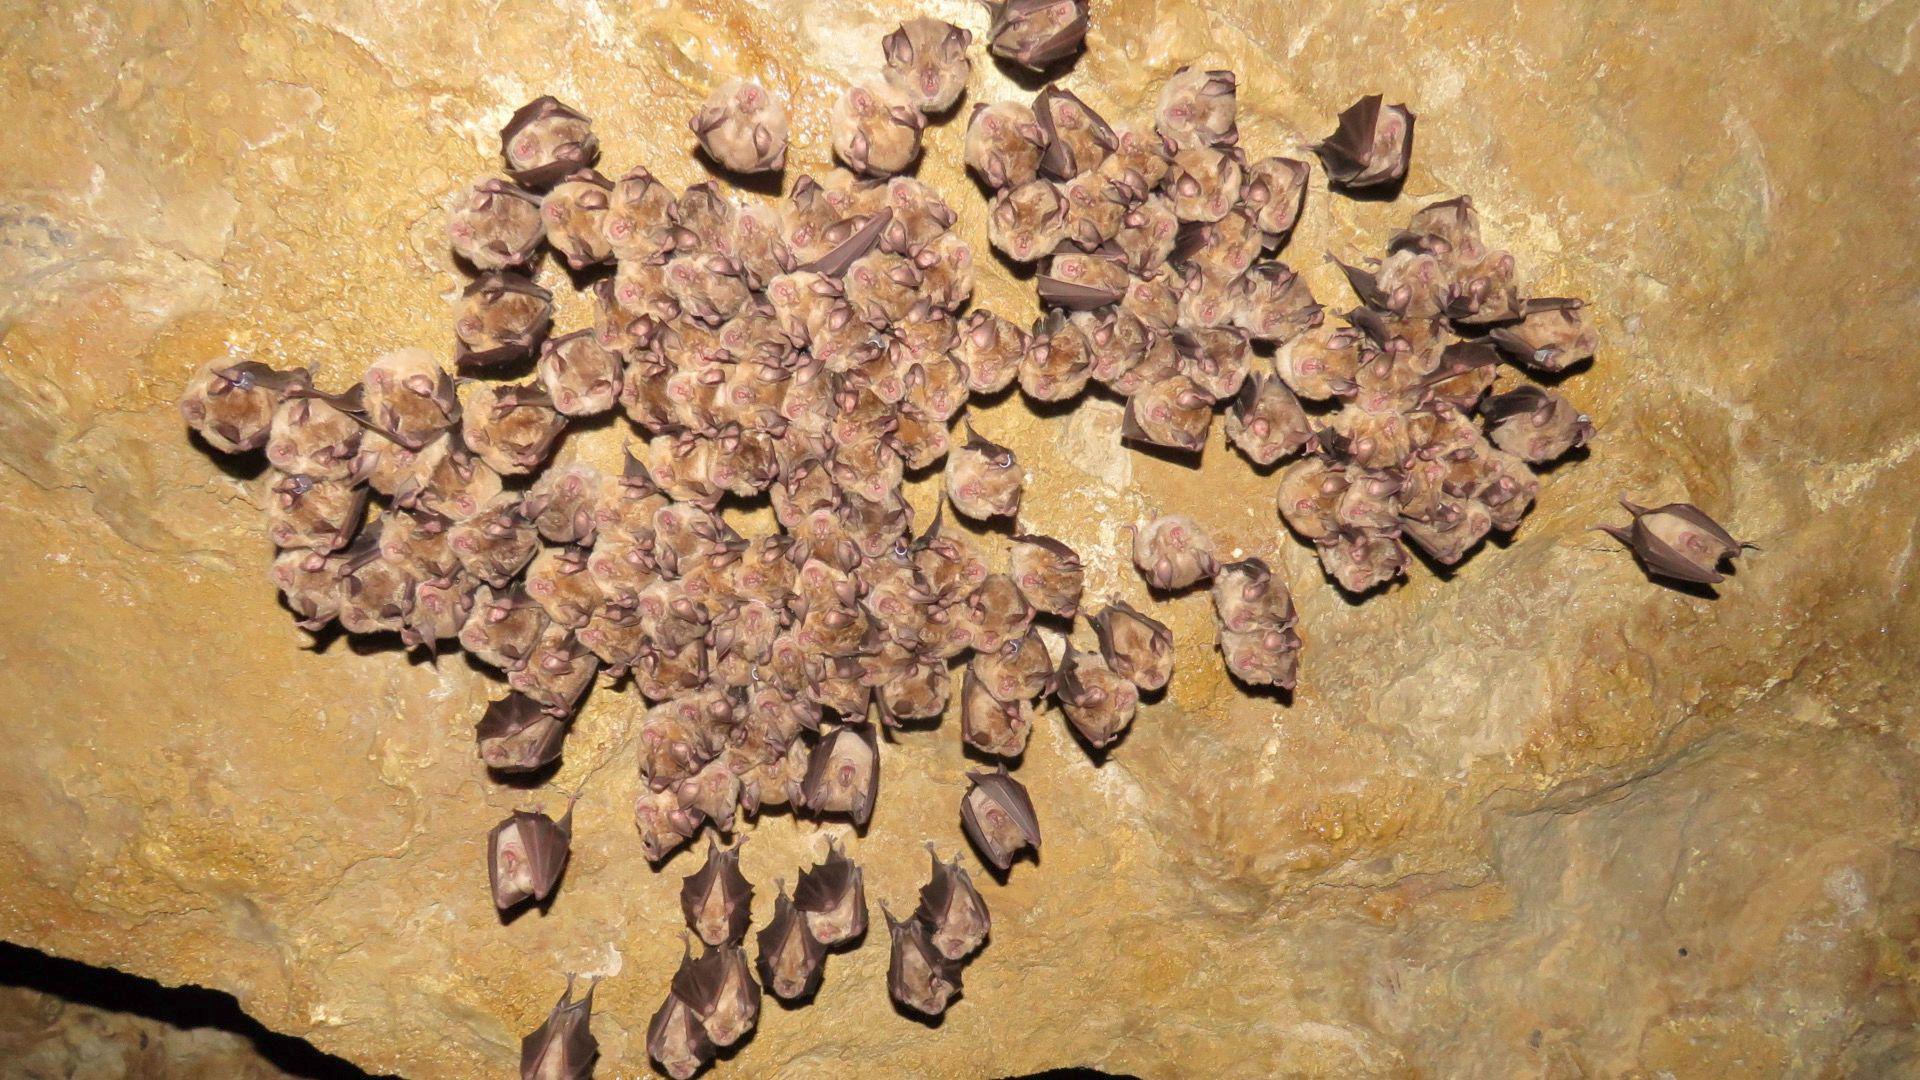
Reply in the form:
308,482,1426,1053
1630,519,1726,584
1036,274,1123,310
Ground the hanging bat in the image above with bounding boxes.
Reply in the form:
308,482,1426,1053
1166,147,1242,223
634,786,705,865
455,272,554,371
1019,310,1093,401
793,835,867,946
671,940,762,1048
965,102,1046,191
487,803,572,911
540,169,615,271
1053,640,1139,748
755,878,828,1001
681,836,754,947
1595,499,1750,585
988,179,1069,264
645,988,714,1080
266,474,367,553
1090,599,1174,691
520,975,598,1080
1130,513,1219,591
983,0,1089,72
914,844,990,960
460,382,566,477
181,360,312,454
883,903,963,1018
266,389,366,482
1035,85,1116,180
801,722,879,829
459,583,551,672
971,626,1056,702
960,766,1041,871
832,80,925,178
1489,297,1599,373
691,78,788,174
1007,533,1084,616
1317,527,1410,594
882,17,973,114
960,666,1035,758
1113,194,1179,275
1240,156,1309,242
1479,384,1593,463
361,348,459,451
953,309,1029,395
474,691,569,773
1156,66,1237,150
945,423,1024,520
501,96,598,190
536,329,623,419
1121,374,1213,453
1315,94,1415,189
448,177,544,271
449,493,539,588
1224,373,1315,467
1037,251,1128,310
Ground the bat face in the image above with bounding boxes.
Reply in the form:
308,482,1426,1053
1019,311,1093,401
1091,599,1175,691
521,976,597,1080
965,101,1045,191
882,17,973,114
960,767,1041,871
645,990,714,1080
671,942,762,1048
832,81,924,178
449,177,544,271
915,846,990,961
1054,642,1139,748
945,426,1023,520
988,180,1068,264
883,905,963,1017
985,0,1089,72
1008,533,1084,616
1122,374,1212,453
1167,147,1242,223
1315,94,1415,189
692,77,789,174
487,805,572,911
455,272,554,371
1599,499,1746,585
801,723,878,828
1241,156,1309,240
1156,65,1238,150
793,837,867,946
182,361,310,453
756,881,828,1000
1480,385,1594,463
501,95,598,190
960,667,1035,758
1131,514,1219,591
681,837,754,947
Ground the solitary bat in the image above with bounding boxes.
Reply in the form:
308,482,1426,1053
793,835,867,946
983,0,1089,72
1596,499,1749,585
475,692,569,773
1315,94,1415,189
691,78,788,174
883,18,973,114
755,878,828,1001
883,903,963,1017
520,975,598,1080
914,844,990,960
960,766,1041,871
487,803,572,911
681,836,754,947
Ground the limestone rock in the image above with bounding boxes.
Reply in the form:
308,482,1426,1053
1,1,1917,1077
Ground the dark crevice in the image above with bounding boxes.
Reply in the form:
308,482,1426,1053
0,940,387,1079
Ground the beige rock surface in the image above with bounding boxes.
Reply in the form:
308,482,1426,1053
2,0,1917,1077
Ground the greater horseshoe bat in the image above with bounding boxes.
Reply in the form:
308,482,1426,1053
972,626,1056,702
691,78,789,174
945,423,1023,520
960,766,1041,871
1596,499,1749,585
182,360,313,455
1315,94,1415,189
536,330,624,418
883,17,973,114
645,988,714,1080
1166,147,1242,223
1490,297,1598,372
793,836,867,946
1240,156,1310,241
801,722,879,829
601,166,677,265
988,179,1069,263
1007,533,1083,616
832,81,925,178
1122,374,1213,453
1317,527,1409,594
681,836,754,947
634,786,705,864
455,272,554,371
1130,513,1219,590
1090,599,1174,691
960,667,1035,758
1156,66,1237,150
501,96,599,190
541,169,615,271
1054,640,1139,748
966,102,1046,191
672,941,762,1048
983,0,1089,72
475,691,568,773
915,845,990,960
883,903,964,1018
1035,85,1116,180
756,879,828,1001
487,803,572,911
521,976,598,1080
270,549,346,631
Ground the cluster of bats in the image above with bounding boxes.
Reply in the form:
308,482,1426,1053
179,2,1751,1074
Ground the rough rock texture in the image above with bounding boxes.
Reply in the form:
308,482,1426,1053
0,985,298,1080
2,1,1917,1077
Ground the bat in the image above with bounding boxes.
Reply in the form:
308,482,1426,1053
1056,170,1130,248
1173,323,1252,402
1113,194,1179,275
1166,146,1242,223
644,988,714,1080
1240,156,1309,242
801,722,879,829
501,95,598,190
832,81,925,178
600,165,677,264
944,423,1024,520
799,208,895,279
755,878,828,1001
180,360,313,455
454,272,554,371
965,102,1046,191
1271,321,1365,401
487,803,572,911
633,786,705,865
1130,513,1219,591
960,666,1035,758
1007,533,1083,616
360,348,459,452
1443,247,1523,324
1479,384,1593,463
404,570,476,650
793,835,867,946
539,169,615,271
474,691,569,773
265,389,366,481
987,179,1069,264
1420,340,1502,411
971,626,1057,702
1315,94,1415,189
1489,297,1599,373
982,0,1089,72
1316,527,1410,594
1035,85,1116,181
1053,640,1139,748
681,836,754,947
266,474,367,553
504,623,600,714
691,78,789,174
671,940,762,1048
448,494,539,588
960,766,1041,871
954,309,1029,395
1037,252,1128,310
523,544,604,630
459,583,551,672
524,463,611,546
882,903,963,1018
1019,310,1093,401
1156,65,1238,151
270,549,346,631
1596,499,1749,585
520,975,598,1080
1224,373,1315,467
448,177,544,272
460,381,566,477
882,18,973,114
664,250,752,326
914,844,990,960
843,249,924,326
1120,374,1213,453
1090,599,1174,691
